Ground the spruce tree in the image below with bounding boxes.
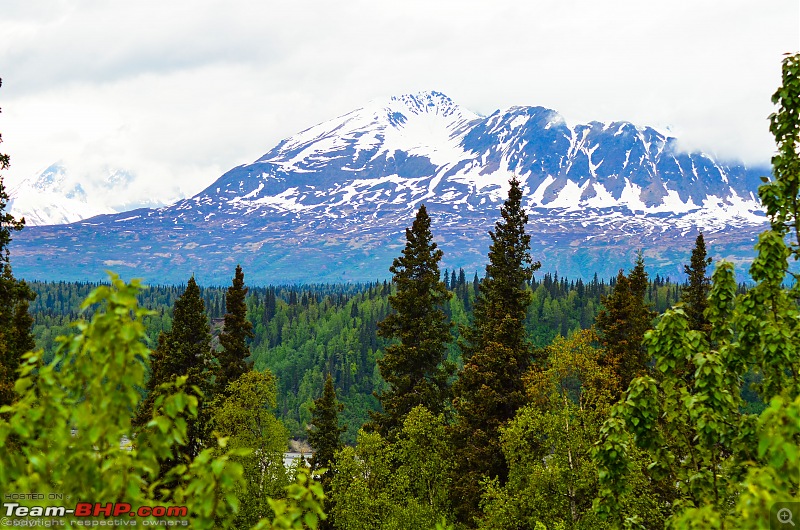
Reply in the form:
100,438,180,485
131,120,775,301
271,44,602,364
215,264,254,396
595,252,656,393
0,78,36,409
0,267,34,408
370,204,453,439
681,232,712,335
309,373,345,472
309,374,345,530
450,176,540,524
134,276,213,461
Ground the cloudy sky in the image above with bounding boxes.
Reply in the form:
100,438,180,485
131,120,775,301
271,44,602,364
1,0,798,207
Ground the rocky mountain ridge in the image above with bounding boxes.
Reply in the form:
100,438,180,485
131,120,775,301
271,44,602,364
9,91,770,284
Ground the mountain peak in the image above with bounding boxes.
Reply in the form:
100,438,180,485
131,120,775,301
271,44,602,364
12,91,771,283
386,91,460,116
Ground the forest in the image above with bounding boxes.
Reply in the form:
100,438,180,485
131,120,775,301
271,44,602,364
0,54,799,530
23,263,753,445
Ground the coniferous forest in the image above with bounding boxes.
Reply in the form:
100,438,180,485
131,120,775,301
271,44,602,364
24,261,731,445
1,55,800,530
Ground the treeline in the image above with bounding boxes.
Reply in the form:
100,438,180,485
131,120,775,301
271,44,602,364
23,267,735,443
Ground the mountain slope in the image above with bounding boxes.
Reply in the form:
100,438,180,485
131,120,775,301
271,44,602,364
10,91,769,284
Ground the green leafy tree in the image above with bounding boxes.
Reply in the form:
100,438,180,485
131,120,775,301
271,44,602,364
135,276,214,462
0,274,246,529
595,253,656,394
217,265,255,396
210,369,289,529
256,469,328,530
681,233,712,335
593,53,800,530
451,176,540,524
480,330,664,530
330,407,454,530
371,204,453,438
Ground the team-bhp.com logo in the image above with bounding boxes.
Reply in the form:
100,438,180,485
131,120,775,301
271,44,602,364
3,502,189,526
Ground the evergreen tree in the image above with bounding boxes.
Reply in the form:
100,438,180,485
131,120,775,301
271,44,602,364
134,276,213,462
450,176,540,524
370,204,453,439
309,374,345,530
0,267,35,408
309,373,345,473
0,77,35,409
215,264,254,396
595,252,656,393
681,232,712,335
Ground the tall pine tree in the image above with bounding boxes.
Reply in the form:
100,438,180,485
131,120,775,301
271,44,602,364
309,373,345,473
595,252,656,393
450,176,540,524
0,77,36,409
370,204,453,439
681,232,712,335
309,374,345,530
215,264,254,396
134,276,213,461
0,266,35,406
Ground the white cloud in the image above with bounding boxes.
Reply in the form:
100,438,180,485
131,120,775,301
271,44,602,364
0,0,797,201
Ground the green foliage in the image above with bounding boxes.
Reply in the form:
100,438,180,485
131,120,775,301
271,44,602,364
0,274,245,529
760,53,800,254
0,79,35,409
372,204,454,438
595,253,656,394
460,176,539,359
250,283,391,443
26,271,696,442
308,373,345,529
210,370,289,528
681,233,712,336
134,275,214,465
330,407,454,530
593,53,800,529
256,469,328,530
217,264,255,396
481,330,663,530
0,266,35,408
309,373,345,474
451,176,540,524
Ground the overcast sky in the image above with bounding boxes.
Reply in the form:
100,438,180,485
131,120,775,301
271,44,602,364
1,0,798,205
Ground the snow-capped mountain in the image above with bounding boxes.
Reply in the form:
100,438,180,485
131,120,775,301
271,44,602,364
8,164,116,225
8,163,174,226
10,91,770,284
